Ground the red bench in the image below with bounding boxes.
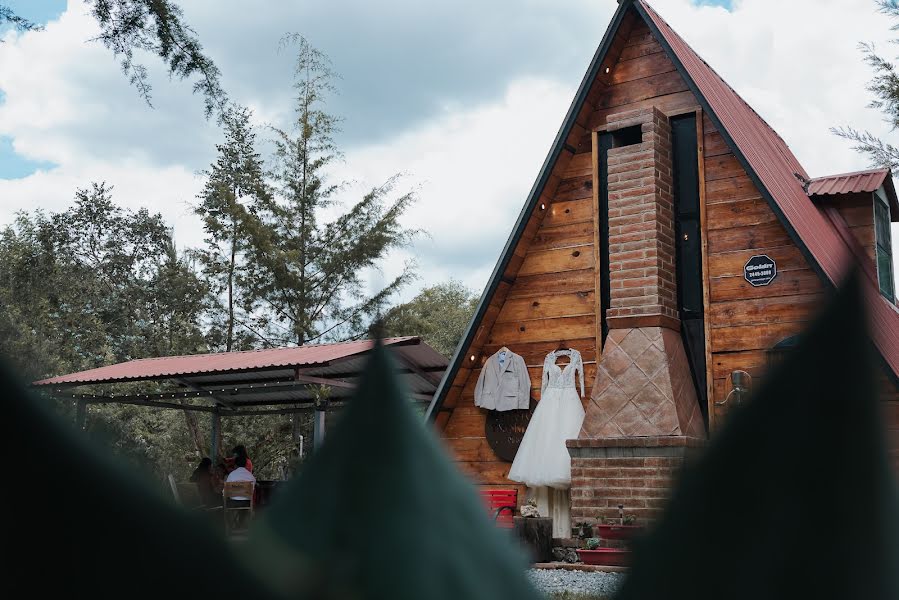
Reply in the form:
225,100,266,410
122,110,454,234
479,489,518,528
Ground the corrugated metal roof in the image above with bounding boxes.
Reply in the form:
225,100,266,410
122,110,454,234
34,337,429,386
807,169,890,196
636,0,899,381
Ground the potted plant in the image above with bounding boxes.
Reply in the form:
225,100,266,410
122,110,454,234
576,538,630,567
574,521,593,539
596,514,642,541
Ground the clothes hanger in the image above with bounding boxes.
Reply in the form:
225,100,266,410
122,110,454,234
499,345,510,354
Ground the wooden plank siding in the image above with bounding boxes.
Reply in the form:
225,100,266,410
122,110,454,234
700,112,827,424
437,15,642,487
437,10,899,487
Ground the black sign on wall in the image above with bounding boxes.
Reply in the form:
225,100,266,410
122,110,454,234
744,255,777,287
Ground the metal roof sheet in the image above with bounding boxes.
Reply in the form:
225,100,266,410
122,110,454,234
636,0,899,382
807,169,890,196
34,337,431,386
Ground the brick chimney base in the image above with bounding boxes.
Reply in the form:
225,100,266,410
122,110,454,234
567,436,705,527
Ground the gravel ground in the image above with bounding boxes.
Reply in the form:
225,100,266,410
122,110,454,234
527,568,624,599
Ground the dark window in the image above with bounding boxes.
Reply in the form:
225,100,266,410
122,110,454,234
875,190,895,301
671,114,708,430
612,125,642,148
597,132,614,345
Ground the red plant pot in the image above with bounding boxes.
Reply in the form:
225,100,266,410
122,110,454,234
576,548,630,567
596,524,642,541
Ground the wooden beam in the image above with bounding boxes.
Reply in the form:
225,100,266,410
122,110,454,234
592,129,604,365
697,109,715,432
177,377,234,409
391,351,442,386
293,373,355,390
68,396,218,413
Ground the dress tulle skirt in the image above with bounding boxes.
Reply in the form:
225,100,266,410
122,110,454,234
508,386,585,489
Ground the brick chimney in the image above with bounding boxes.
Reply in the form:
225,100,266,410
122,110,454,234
566,107,705,531
582,107,704,440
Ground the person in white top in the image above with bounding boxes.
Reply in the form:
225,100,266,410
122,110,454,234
225,447,256,502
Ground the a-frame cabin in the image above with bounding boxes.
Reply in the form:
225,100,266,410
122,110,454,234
427,0,899,532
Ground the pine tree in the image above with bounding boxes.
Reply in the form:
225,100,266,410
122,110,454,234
833,0,899,169
248,36,419,346
195,104,269,352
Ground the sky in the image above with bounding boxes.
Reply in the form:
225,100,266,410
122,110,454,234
0,0,896,304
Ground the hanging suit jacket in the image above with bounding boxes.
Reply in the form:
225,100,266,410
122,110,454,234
474,349,531,411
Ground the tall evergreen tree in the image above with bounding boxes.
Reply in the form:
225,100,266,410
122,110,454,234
195,104,269,352
834,0,899,169
248,36,419,346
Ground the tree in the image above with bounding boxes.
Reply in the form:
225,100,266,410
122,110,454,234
0,184,212,474
380,281,479,358
833,0,899,169
195,104,269,352
0,6,42,36
247,35,419,346
1,1,225,117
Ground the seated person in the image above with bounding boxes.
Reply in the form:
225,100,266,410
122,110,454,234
225,447,256,505
189,457,220,507
231,444,253,473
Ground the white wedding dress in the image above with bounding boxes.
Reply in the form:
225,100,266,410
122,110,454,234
508,349,586,489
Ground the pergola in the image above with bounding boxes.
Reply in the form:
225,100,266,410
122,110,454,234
33,337,448,459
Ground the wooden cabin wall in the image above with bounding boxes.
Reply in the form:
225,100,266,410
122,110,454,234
435,11,642,491
832,193,877,263
437,11,899,487
882,371,899,474
701,113,828,426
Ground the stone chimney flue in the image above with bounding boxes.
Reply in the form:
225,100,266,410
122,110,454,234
580,107,704,440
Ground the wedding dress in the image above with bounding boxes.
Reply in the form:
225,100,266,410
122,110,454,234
508,349,585,489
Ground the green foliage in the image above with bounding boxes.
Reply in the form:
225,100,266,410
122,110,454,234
194,104,270,352
833,0,899,169
245,35,419,346
0,36,423,483
585,537,600,550
0,5,44,36
0,184,212,476
88,0,226,117
380,280,479,357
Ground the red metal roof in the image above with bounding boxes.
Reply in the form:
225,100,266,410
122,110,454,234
807,169,890,197
34,337,423,386
637,0,899,380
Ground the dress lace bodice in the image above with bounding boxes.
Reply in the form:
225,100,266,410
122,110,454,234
541,349,585,397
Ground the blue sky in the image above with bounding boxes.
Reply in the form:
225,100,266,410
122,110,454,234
0,1,65,178
0,0,739,182
2,0,66,26
0,0,892,296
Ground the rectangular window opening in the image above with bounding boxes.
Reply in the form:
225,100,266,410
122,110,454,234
612,125,642,148
875,190,895,302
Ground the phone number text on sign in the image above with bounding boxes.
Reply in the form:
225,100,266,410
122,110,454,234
744,254,777,287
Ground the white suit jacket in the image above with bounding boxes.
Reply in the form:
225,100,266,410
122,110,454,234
474,349,531,411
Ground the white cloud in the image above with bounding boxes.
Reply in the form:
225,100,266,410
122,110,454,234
339,78,573,298
1,0,897,302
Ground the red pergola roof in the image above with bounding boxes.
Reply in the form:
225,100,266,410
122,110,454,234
34,337,434,387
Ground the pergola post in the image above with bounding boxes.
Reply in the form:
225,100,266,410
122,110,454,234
211,409,221,463
313,408,326,451
75,399,87,431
